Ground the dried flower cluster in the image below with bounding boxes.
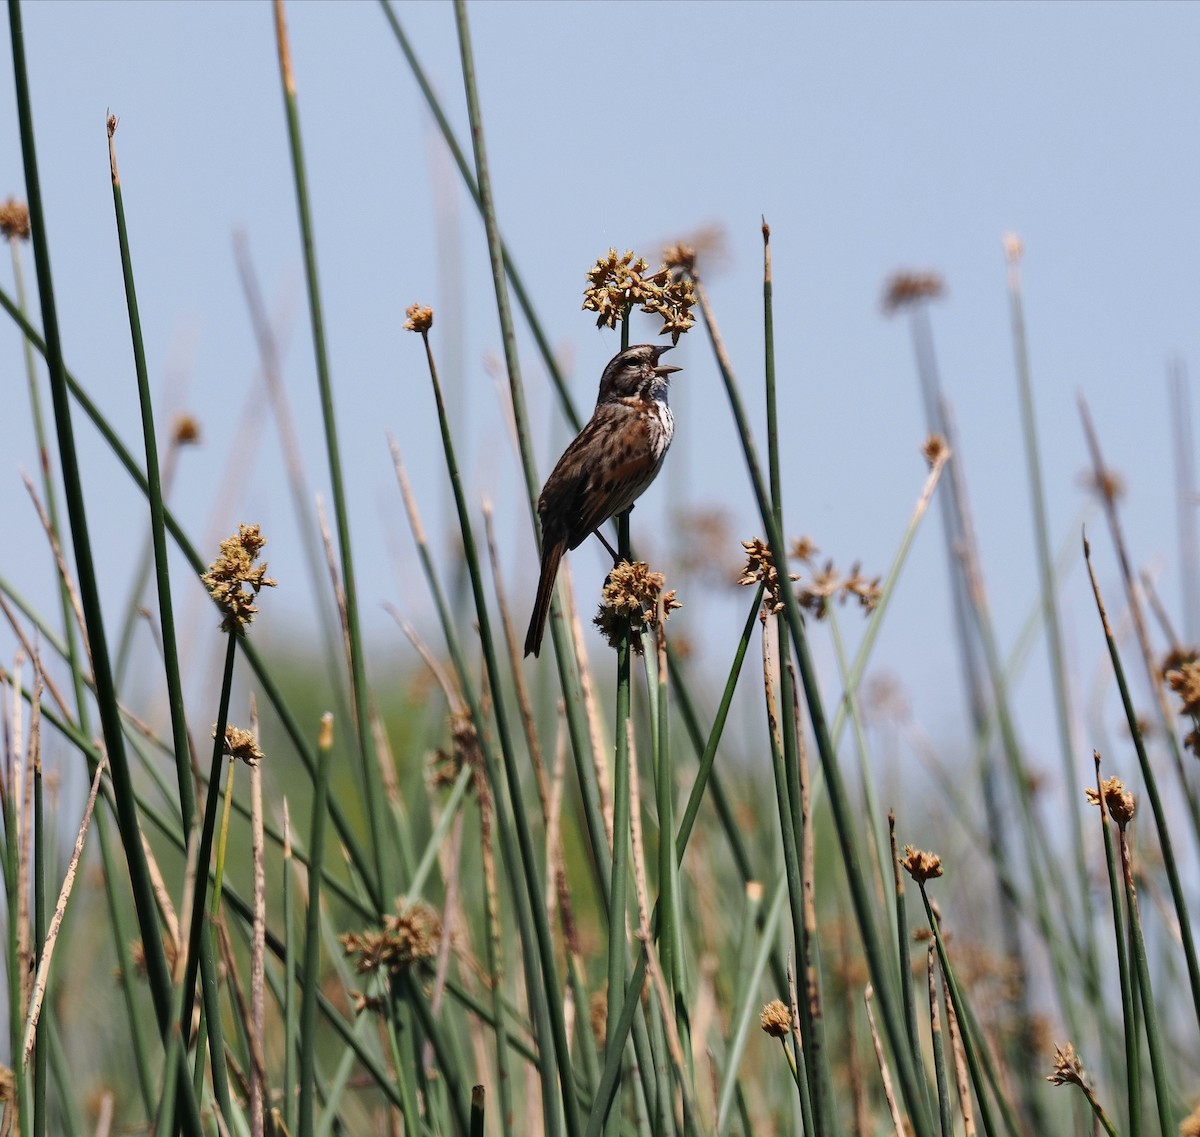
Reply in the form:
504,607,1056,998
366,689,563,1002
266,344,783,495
340,899,441,978
759,999,791,1038
589,991,608,1050
1078,466,1125,504
1163,648,1200,757
1003,232,1025,265
0,197,30,242
798,559,882,620
737,538,797,615
1181,1101,1200,1137
594,560,680,652
882,271,944,314
218,724,264,767
900,845,943,884
403,303,434,334
201,524,277,635
789,536,819,564
921,433,948,467
429,709,483,790
126,934,180,980
1085,775,1135,828
1045,1042,1086,1087
171,413,201,446
582,248,695,342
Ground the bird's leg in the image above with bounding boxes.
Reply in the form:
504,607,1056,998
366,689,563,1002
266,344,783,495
594,529,621,563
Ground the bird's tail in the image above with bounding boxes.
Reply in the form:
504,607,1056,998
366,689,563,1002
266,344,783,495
524,539,565,657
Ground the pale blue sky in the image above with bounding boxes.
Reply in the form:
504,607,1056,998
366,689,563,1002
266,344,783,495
2,1,1199,801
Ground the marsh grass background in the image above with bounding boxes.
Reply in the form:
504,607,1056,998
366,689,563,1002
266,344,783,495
1,2,1199,1136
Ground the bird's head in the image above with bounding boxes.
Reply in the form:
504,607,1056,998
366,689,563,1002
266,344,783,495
596,343,682,404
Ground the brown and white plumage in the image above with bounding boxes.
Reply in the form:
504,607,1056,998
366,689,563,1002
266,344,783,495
524,343,681,657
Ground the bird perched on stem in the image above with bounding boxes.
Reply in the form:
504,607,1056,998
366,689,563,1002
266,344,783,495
524,343,682,657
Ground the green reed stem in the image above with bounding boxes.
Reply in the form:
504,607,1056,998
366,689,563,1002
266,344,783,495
272,0,388,905
926,946,954,1137
299,714,334,1137
283,807,298,1136
606,511,633,1137
1005,249,1093,959
763,646,817,1137
1083,535,1200,1032
697,281,934,1137
1092,752,1140,1137
177,633,235,1122
107,122,232,1125
418,327,578,1137
7,12,205,1136
761,220,833,1133
31,744,44,1137
1118,826,1172,1137
918,886,1000,1137
106,122,197,857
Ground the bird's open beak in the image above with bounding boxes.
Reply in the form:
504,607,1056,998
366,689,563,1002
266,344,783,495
652,344,682,376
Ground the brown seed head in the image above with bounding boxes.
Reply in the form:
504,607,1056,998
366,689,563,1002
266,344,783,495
900,845,943,884
882,271,945,314
1045,1042,1086,1088
201,524,277,635
738,537,798,615
0,198,30,242
582,248,695,343
589,991,608,1050
759,999,791,1038
340,898,442,976
218,724,264,767
1078,466,1125,504
1180,1101,1200,1137
171,413,201,446
1085,776,1135,828
594,560,680,652
789,535,819,565
921,433,948,467
403,303,434,333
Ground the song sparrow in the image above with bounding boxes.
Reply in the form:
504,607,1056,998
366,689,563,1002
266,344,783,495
524,343,682,657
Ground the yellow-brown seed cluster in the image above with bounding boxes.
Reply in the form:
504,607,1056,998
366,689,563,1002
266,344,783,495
759,999,791,1038
589,990,608,1050
900,845,943,884
125,935,180,981
882,271,945,314
798,559,882,620
403,303,434,334
738,538,795,615
201,524,277,635
582,248,695,342
171,413,201,446
0,198,30,242
1078,466,1125,504
1180,1101,1200,1137
1085,776,1135,828
218,724,264,767
1045,1042,1086,1088
1163,648,1200,758
594,560,680,653
921,433,949,467
340,899,441,976
429,709,483,790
